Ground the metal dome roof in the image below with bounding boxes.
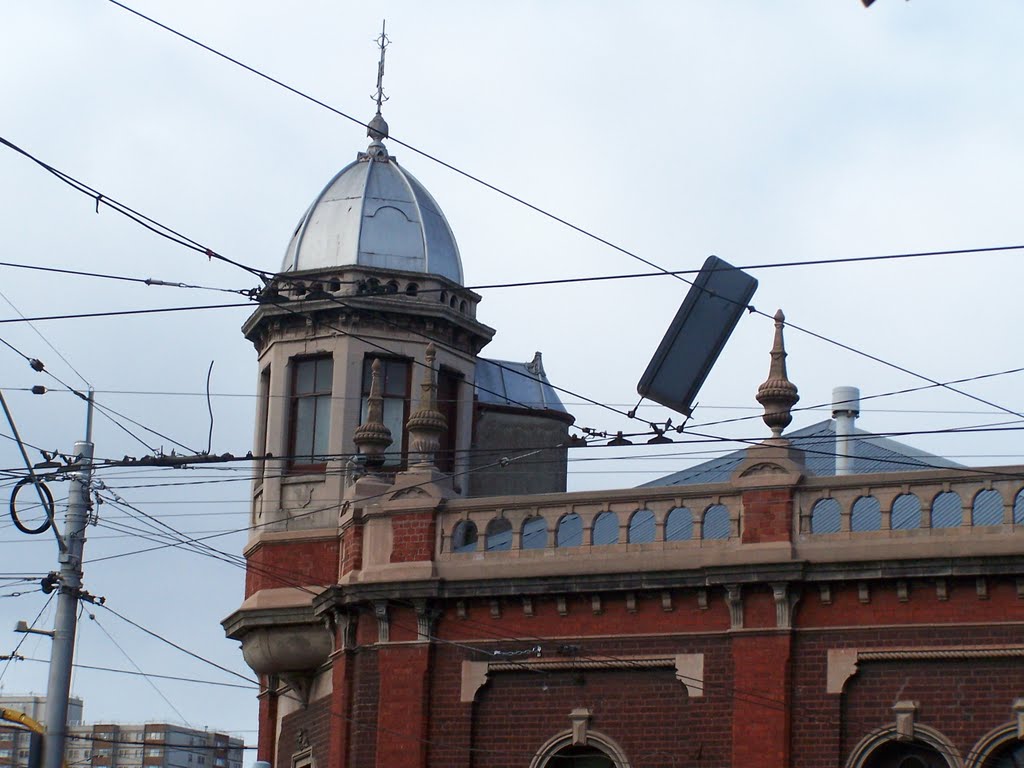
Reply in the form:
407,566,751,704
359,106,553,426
280,140,464,284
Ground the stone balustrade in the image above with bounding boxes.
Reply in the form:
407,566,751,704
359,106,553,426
436,466,1024,574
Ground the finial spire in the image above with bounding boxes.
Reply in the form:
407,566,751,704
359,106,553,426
406,344,447,468
756,309,800,439
366,20,390,144
353,358,393,469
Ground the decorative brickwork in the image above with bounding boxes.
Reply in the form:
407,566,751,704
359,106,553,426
741,488,795,543
244,537,339,596
389,511,435,563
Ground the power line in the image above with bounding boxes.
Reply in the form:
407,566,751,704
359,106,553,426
86,0,1024,424
86,612,193,727
0,259,254,295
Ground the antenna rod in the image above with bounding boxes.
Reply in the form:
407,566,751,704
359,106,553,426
374,20,389,114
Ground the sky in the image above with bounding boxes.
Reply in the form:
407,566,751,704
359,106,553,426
2,0,1023,752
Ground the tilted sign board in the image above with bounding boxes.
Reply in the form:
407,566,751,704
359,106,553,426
637,255,758,417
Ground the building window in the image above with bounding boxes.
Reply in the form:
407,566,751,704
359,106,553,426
145,748,163,757
289,356,333,470
545,746,614,768
436,368,460,472
360,357,410,466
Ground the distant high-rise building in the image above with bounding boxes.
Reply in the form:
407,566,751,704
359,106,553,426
0,697,243,768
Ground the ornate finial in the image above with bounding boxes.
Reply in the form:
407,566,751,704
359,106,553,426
367,20,390,144
756,309,799,438
406,344,447,468
353,358,392,469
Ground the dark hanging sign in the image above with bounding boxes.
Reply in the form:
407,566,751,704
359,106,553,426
637,255,758,417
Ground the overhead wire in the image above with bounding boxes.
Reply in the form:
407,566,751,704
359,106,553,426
87,611,194,727
87,0,1024,423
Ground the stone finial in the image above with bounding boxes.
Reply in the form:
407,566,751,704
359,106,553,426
756,309,799,438
406,344,447,467
353,358,393,469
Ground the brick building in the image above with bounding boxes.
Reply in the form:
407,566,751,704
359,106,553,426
222,107,1024,768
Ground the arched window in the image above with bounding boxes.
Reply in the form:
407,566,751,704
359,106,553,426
522,516,548,549
1016,488,1024,525
861,740,951,767
627,509,655,543
931,491,963,529
811,498,841,533
544,746,614,768
702,504,730,540
972,489,1003,526
556,513,583,547
451,520,477,553
891,494,921,530
591,512,619,545
981,741,1024,767
405,282,419,297
851,496,881,532
485,518,512,551
665,507,693,541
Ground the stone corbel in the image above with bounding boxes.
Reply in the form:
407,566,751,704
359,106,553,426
827,648,859,694
893,700,918,741
772,583,800,629
414,599,440,642
1014,698,1024,739
374,601,390,644
281,672,316,709
725,585,743,630
325,609,357,654
569,708,592,746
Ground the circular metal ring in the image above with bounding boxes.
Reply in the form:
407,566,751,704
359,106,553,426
9,478,55,535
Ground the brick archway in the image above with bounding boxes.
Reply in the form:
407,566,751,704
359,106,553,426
845,724,963,768
529,730,631,768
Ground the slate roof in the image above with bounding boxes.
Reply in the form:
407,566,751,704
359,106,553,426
474,354,568,414
642,419,962,488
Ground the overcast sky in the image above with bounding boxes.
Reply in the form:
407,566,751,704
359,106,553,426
2,0,1023,750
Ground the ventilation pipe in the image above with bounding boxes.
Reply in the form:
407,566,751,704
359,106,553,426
832,386,860,476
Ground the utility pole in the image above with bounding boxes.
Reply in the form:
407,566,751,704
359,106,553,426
42,391,94,768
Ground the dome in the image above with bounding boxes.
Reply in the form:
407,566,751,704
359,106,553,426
280,140,464,285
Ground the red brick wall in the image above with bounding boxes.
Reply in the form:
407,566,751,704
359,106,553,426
731,633,791,768
471,667,702,768
741,487,793,543
340,523,364,576
350,647,380,767
389,511,435,563
444,631,733,768
245,536,339,596
257,682,277,763
376,644,431,768
277,694,332,768
789,578,1024,767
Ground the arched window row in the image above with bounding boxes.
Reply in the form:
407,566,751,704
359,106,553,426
847,720,1024,768
810,487,1024,534
448,504,736,553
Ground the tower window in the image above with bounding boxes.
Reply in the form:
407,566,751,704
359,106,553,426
289,356,333,471
360,357,411,467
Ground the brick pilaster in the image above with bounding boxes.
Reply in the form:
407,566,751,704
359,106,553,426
731,633,792,767
375,644,431,768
